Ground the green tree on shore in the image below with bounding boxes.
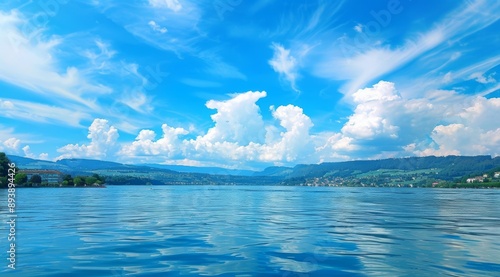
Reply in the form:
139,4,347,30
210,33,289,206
0,152,17,188
92,173,105,184
85,176,98,185
29,174,42,186
73,176,85,186
14,173,28,185
62,174,74,186
73,174,105,186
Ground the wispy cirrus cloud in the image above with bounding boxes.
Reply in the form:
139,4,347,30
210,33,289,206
269,43,300,92
81,40,117,73
310,0,500,97
0,98,90,127
148,0,182,12
0,8,166,134
180,78,222,88
119,91,154,114
396,56,500,99
198,50,247,80
267,1,345,39
0,10,110,109
313,29,444,96
91,1,246,80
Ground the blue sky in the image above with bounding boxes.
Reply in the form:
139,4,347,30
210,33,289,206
0,0,499,169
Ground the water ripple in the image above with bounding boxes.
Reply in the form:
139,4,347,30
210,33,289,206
0,186,499,276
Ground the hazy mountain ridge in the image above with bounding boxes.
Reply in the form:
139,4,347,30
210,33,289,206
8,156,72,172
258,155,500,181
140,163,256,176
255,166,293,177
8,156,169,176
8,155,278,186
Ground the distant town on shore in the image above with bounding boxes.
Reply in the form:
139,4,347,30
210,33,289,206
1,152,500,189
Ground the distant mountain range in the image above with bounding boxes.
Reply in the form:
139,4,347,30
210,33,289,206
8,154,500,186
9,155,256,176
139,163,256,176
7,155,280,186
9,155,151,176
278,155,500,180
9,155,280,177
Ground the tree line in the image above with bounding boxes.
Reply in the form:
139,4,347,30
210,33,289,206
12,172,106,187
0,152,16,188
1,152,105,187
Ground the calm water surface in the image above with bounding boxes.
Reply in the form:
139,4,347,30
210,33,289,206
1,186,499,276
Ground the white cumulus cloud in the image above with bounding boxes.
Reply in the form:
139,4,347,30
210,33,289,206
22,145,35,159
319,80,500,160
23,145,50,160
260,105,314,162
342,81,401,139
118,91,315,167
120,124,188,157
413,97,500,157
354,23,363,33
57,119,119,160
201,91,267,145
61,85,500,168
3,138,21,151
148,20,168,33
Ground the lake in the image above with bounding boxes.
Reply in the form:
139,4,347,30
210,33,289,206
1,186,499,276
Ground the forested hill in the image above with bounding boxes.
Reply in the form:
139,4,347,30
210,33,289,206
5,154,500,185
7,156,175,175
257,155,500,181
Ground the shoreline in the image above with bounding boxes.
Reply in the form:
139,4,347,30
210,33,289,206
3,183,499,189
